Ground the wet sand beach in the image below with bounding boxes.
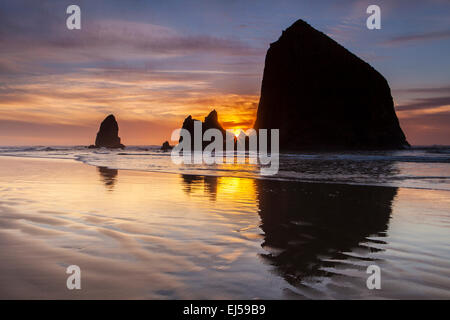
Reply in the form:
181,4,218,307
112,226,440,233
0,156,449,299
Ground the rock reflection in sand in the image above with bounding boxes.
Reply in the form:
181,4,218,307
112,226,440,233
0,157,449,299
97,166,118,190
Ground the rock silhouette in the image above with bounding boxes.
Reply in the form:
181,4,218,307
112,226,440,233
254,19,409,150
255,179,395,289
94,114,125,148
179,110,232,150
203,110,226,136
161,141,173,151
179,173,395,294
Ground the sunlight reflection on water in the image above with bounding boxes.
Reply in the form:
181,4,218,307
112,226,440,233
0,157,449,299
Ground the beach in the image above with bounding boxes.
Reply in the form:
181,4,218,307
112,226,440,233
0,156,449,299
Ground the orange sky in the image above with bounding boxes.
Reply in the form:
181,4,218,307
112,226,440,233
1,1,449,146
0,67,259,145
0,66,447,146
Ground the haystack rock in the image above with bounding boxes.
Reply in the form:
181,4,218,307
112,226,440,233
254,19,409,150
179,110,230,150
94,114,125,148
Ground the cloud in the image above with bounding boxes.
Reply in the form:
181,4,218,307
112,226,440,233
395,92,450,144
0,119,94,145
0,9,264,145
0,117,177,146
383,30,450,46
398,110,450,145
396,96,450,111
394,86,450,94
55,20,262,56
0,18,263,70
0,66,259,145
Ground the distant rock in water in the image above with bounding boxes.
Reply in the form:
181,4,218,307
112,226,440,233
180,110,230,150
94,114,125,148
161,141,173,151
254,19,409,150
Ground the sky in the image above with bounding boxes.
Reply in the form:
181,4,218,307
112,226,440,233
0,0,449,146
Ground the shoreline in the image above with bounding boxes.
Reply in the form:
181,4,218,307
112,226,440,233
0,154,448,192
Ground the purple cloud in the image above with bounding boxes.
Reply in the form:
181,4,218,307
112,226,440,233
384,30,450,46
396,96,450,111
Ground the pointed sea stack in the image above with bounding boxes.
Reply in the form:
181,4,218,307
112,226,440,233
254,19,409,150
203,110,226,136
94,114,125,148
179,110,230,150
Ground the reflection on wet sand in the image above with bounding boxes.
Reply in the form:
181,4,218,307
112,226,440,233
181,174,219,200
256,180,395,287
97,166,118,190
181,173,396,289
2,157,447,299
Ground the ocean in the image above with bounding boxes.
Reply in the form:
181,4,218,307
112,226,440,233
1,145,449,190
0,147,449,299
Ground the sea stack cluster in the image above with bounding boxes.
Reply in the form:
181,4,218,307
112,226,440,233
180,110,230,150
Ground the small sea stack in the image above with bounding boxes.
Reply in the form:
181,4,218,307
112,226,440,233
161,141,173,151
92,114,125,149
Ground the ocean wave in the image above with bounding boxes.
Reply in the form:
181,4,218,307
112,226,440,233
0,145,449,190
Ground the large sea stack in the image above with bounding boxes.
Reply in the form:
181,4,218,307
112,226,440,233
254,19,409,150
94,114,125,148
